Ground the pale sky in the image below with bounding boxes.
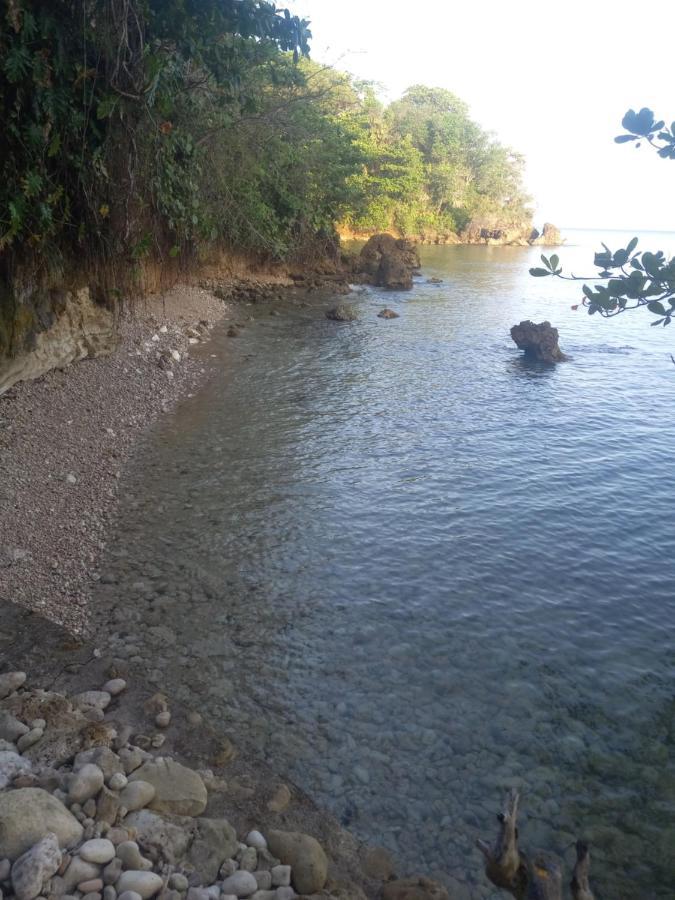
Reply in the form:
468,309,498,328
287,0,675,232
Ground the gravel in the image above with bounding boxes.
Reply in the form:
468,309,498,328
0,284,229,634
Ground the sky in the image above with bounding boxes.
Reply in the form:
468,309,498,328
286,0,675,232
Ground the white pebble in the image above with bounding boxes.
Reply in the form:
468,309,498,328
107,771,127,791
17,728,43,752
116,871,162,899
119,781,155,812
102,680,127,697
68,764,104,803
275,889,296,900
271,866,290,888
154,711,170,729
221,872,258,898
79,840,116,865
246,831,267,850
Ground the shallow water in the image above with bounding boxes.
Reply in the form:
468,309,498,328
96,233,675,898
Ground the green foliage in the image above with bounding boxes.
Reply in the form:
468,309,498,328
0,1,530,275
533,239,675,326
0,0,311,260
532,106,675,326
344,85,531,237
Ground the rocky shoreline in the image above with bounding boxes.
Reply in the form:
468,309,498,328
0,605,451,900
0,278,292,632
0,264,458,900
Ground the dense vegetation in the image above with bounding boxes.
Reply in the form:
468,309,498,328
0,0,530,280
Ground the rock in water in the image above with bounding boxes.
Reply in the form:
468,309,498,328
128,758,207,816
529,222,563,246
0,788,83,860
11,833,62,900
510,320,567,363
325,304,358,322
377,308,400,319
266,830,328,895
359,234,420,290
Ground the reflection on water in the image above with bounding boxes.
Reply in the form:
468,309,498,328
95,241,675,899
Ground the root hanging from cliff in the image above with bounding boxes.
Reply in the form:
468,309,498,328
477,790,596,900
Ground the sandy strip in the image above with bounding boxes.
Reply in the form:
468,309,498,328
0,284,230,634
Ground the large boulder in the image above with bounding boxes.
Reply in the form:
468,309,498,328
510,320,567,363
266,830,328,895
129,758,207,817
0,788,83,860
359,234,420,290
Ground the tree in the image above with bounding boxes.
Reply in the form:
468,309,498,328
530,108,675,328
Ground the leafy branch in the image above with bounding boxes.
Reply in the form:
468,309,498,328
530,242,675,325
529,106,675,326
614,107,675,160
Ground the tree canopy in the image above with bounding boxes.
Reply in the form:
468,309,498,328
0,1,530,277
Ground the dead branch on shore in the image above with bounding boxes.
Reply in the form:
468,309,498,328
477,791,595,900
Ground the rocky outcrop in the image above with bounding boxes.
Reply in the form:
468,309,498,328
0,286,116,395
529,223,563,246
459,218,563,247
510,320,567,362
358,234,420,290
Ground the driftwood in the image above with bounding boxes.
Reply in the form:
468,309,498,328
477,791,595,900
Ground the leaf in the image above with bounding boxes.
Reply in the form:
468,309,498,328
626,237,638,254
96,96,117,120
541,254,552,269
47,134,61,158
529,268,551,277
582,284,595,300
648,300,667,316
615,134,638,143
550,254,559,270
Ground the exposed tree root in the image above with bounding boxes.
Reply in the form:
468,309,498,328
477,791,595,900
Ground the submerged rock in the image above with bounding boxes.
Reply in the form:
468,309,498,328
326,304,358,322
377,308,400,319
510,320,567,363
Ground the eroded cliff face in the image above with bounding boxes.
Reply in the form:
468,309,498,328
0,285,116,395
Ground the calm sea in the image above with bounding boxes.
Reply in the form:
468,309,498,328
95,228,675,899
